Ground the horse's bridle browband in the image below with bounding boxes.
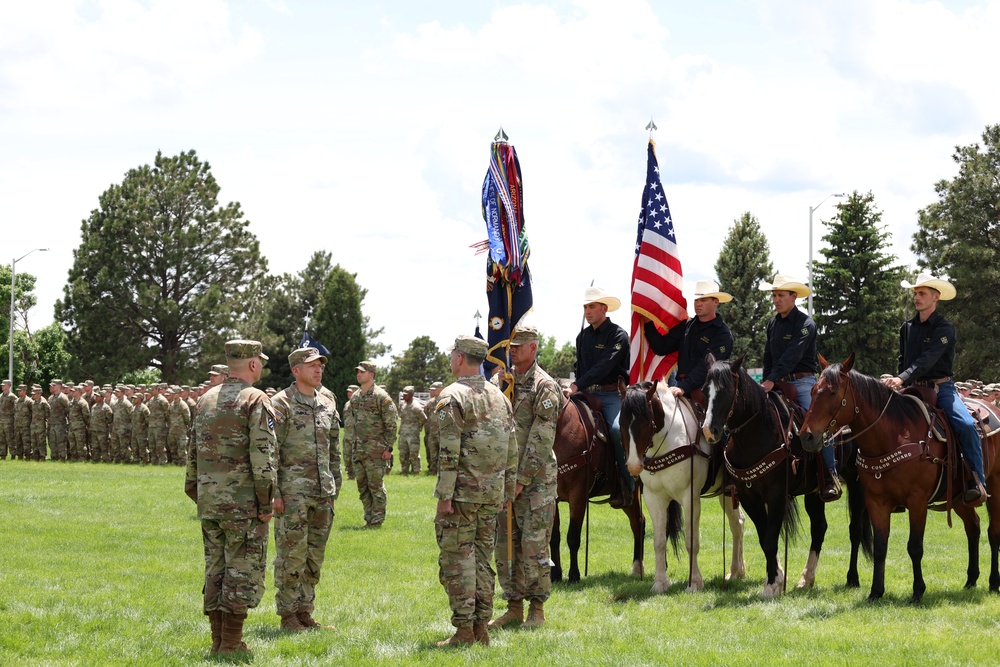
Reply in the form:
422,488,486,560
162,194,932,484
817,373,891,445
722,370,757,435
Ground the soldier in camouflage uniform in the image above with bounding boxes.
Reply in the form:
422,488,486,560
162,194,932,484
14,385,32,460
271,347,341,632
0,379,14,459
184,340,275,655
168,386,192,466
131,393,150,464
110,386,133,463
68,385,91,462
397,386,426,475
433,335,517,647
89,390,114,463
342,385,359,479
345,361,397,528
30,386,50,461
184,386,198,414
148,383,170,465
489,326,560,630
423,381,443,475
47,379,71,461
208,364,229,387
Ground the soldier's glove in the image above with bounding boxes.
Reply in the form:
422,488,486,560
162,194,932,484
184,479,198,503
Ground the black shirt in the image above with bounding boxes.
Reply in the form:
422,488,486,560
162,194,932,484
763,306,817,382
575,318,630,389
644,316,734,395
897,310,956,383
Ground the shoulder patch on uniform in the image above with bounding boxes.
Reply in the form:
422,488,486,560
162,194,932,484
542,398,554,410
438,409,447,420
941,336,948,344
801,327,809,336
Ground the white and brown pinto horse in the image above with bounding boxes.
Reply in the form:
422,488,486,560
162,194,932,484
619,379,746,592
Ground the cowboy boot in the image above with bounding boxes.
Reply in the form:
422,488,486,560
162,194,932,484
473,622,489,645
523,599,546,628
280,613,307,632
217,612,249,653
435,624,475,647
298,611,336,630
488,599,523,629
820,467,842,501
964,477,987,505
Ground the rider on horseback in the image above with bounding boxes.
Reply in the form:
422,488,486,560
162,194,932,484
882,273,987,504
569,286,633,508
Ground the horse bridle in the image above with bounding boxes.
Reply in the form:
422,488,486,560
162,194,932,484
639,389,695,460
814,372,890,445
720,370,756,435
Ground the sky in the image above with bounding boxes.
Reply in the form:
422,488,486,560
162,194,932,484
2,0,998,363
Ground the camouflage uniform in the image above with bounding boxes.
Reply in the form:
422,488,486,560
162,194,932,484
271,375,341,619
131,398,150,464
30,392,50,461
168,393,192,466
68,394,91,461
397,390,426,475
111,391,134,463
148,388,170,465
344,382,397,527
423,382,443,474
342,385,359,479
434,357,517,633
0,385,14,459
495,359,560,607
89,396,114,463
48,388,70,461
14,388,32,460
184,362,275,618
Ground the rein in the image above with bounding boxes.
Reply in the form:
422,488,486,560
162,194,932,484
817,375,891,445
640,392,705,472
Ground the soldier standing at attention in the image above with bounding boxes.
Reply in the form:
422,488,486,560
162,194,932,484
271,347,341,632
148,383,170,465
47,379,71,461
14,384,31,460
433,335,517,647
209,364,229,387
89,390,113,463
342,384,359,480
130,393,150,464
490,326,561,631
345,361,397,528
185,340,275,655
30,386,49,461
0,379,14,460
110,386,132,463
68,385,91,462
397,386,426,475
168,386,192,466
423,381,443,475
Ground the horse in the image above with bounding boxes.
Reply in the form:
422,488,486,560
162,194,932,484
550,394,645,583
702,354,872,597
619,379,746,593
800,353,1000,602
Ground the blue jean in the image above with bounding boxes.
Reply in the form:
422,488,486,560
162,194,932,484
936,380,985,485
593,390,631,490
792,375,835,470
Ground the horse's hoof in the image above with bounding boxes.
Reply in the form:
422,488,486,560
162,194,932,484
568,574,581,584
652,580,671,593
846,579,860,589
867,592,883,602
685,580,704,593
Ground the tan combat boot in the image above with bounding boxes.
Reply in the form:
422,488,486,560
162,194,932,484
208,610,223,653
473,622,489,646
523,599,545,628
435,625,475,647
281,613,308,632
298,611,336,630
487,599,523,629
217,612,249,654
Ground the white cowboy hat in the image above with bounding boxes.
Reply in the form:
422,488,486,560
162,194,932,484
582,286,621,312
758,274,811,298
693,280,732,303
900,272,956,300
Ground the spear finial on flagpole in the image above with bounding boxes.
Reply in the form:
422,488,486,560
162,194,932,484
494,126,508,142
646,118,657,140
474,309,481,326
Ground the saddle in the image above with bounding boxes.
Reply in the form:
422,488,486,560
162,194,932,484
569,392,609,447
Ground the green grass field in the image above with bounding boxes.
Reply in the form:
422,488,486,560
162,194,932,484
3,460,1000,666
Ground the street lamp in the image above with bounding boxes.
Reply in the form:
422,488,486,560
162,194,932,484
807,194,845,316
8,248,50,383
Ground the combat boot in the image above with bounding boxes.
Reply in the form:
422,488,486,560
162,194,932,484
488,599,523,629
523,599,546,628
435,625,475,647
208,610,223,653
280,613,308,632
473,622,489,645
298,611,335,630
217,612,249,654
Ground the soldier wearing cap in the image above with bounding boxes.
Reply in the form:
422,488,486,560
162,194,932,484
570,286,633,508
343,384,360,479
185,339,276,655
89,391,113,463
209,364,230,387
433,334,516,647
148,383,170,465
883,273,987,504
14,384,31,460
168,386,192,466
423,381,444,475
270,347,341,632
68,384,91,461
47,379,71,461
759,274,839,501
0,379,14,459
30,386,50,461
130,392,150,464
397,385,426,475
111,386,134,463
642,280,734,401
344,360,397,528
489,325,561,631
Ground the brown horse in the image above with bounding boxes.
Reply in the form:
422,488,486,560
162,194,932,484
550,395,645,583
800,353,1000,602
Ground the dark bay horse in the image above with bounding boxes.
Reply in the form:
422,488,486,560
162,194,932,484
702,354,871,597
800,353,1000,602
620,380,746,592
551,395,645,583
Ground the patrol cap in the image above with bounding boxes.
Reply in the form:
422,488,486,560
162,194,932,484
356,360,377,373
133,393,145,402
93,390,104,399
1,379,9,386
430,381,444,390
209,364,229,376
51,379,64,385
17,384,26,392
289,347,328,368
347,384,360,392
510,326,539,346
265,387,276,396
225,340,268,361
450,335,488,359
32,385,41,393
86,380,94,386
102,384,111,390
403,385,415,394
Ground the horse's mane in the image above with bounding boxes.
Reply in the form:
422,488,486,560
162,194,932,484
820,364,922,424
621,381,656,422
707,359,779,430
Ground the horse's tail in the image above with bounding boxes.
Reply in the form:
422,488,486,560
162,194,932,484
666,500,684,557
782,495,801,541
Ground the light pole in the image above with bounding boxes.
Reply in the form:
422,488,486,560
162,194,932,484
807,194,844,316
8,248,50,383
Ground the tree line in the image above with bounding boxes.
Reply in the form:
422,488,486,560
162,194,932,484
3,124,999,400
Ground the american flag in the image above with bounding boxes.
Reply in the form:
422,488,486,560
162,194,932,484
629,140,687,383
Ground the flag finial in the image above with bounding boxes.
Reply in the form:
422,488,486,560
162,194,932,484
645,118,657,139
494,126,508,142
